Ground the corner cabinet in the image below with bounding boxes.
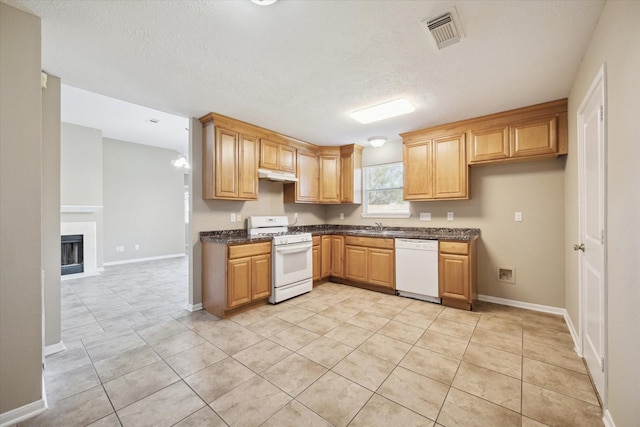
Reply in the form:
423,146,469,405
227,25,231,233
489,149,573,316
403,133,468,201
344,236,395,290
439,240,477,311
319,147,341,204
340,144,363,204
200,114,258,200
202,241,272,318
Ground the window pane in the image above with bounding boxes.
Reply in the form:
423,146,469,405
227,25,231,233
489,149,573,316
366,189,408,213
366,163,403,189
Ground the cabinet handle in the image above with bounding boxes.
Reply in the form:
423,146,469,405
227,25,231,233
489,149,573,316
573,243,585,252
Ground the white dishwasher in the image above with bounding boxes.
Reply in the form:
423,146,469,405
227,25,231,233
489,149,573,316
395,239,440,304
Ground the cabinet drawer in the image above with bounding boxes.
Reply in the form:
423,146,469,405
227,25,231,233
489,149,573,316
344,236,394,249
229,242,271,259
439,241,469,255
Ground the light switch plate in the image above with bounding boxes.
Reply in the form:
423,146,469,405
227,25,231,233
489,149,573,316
447,212,454,221
515,212,523,222
339,213,344,220
420,212,431,221
230,213,237,222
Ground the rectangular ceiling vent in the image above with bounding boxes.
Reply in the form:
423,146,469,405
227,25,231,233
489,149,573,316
423,7,463,50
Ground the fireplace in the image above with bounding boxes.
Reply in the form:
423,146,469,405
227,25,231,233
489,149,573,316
61,234,84,275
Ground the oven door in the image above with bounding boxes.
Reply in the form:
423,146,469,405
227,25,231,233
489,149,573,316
273,241,313,287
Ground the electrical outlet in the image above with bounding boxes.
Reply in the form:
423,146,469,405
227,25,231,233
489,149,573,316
339,213,344,220
135,244,139,250
420,212,431,221
230,213,236,222
294,212,299,222
237,213,242,223
447,212,454,221
515,212,523,222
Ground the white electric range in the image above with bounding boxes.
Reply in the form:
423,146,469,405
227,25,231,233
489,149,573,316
247,216,313,303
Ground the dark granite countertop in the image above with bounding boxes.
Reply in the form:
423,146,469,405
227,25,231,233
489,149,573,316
200,225,480,244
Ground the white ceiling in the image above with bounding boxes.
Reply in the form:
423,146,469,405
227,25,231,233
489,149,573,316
10,0,604,148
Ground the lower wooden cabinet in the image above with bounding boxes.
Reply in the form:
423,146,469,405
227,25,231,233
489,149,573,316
321,235,331,278
331,235,345,278
202,241,271,318
439,240,477,310
312,236,321,281
344,236,395,289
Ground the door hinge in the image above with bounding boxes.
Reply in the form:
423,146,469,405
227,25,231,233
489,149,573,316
601,356,605,372
598,105,604,121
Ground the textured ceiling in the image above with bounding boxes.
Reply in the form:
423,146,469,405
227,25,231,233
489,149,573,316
9,0,604,148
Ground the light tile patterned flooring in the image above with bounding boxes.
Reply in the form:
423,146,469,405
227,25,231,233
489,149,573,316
23,257,603,427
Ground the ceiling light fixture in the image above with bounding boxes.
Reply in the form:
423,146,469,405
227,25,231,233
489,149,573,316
350,98,415,124
251,0,278,5
368,137,387,148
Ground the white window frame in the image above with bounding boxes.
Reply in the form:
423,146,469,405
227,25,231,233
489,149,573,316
361,161,411,219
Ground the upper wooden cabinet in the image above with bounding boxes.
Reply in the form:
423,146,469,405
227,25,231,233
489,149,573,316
201,117,259,200
466,99,568,165
284,149,319,203
260,139,296,173
319,147,341,204
340,144,363,204
403,133,467,201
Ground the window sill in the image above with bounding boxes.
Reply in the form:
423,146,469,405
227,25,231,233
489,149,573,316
360,213,411,219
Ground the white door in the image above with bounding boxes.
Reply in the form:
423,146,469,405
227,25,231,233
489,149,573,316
577,65,606,401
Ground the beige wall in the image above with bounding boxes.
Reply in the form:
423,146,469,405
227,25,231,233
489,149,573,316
42,74,61,348
0,2,43,414
60,122,104,267
565,1,640,424
328,147,566,308
188,119,325,306
102,138,185,263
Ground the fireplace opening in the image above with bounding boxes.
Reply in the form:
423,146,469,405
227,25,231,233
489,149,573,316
61,234,84,275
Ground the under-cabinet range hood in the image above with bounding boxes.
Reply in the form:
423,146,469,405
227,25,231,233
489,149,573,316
258,168,298,183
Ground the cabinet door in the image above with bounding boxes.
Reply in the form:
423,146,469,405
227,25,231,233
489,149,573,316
367,248,395,289
439,253,470,302
331,235,345,278
433,134,467,199
345,245,367,282
227,257,252,308
239,134,258,199
468,126,509,163
279,145,296,173
215,127,239,198
510,115,558,158
312,242,321,281
403,140,432,200
251,254,271,300
259,139,280,170
321,235,331,278
319,154,340,203
296,151,319,202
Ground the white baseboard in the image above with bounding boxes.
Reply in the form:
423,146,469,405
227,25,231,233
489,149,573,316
187,303,202,312
563,311,582,356
44,341,66,357
0,397,47,427
477,294,565,315
602,410,616,427
103,253,185,267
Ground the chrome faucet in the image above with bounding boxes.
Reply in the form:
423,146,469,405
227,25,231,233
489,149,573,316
374,222,384,231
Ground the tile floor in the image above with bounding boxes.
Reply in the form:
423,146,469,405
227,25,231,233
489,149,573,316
23,257,603,427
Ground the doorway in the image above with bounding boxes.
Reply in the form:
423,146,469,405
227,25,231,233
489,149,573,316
576,64,607,403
